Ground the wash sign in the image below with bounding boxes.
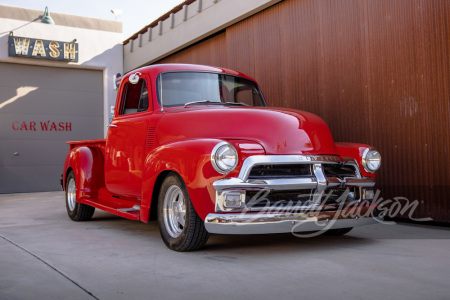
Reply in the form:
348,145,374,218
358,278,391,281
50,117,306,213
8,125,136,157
8,35,78,62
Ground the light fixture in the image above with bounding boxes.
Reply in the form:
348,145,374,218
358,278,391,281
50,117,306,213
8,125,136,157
211,142,238,174
111,9,123,20
40,7,55,25
362,148,381,173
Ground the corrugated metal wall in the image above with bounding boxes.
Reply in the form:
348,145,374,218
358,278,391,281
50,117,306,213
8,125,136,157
156,0,450,222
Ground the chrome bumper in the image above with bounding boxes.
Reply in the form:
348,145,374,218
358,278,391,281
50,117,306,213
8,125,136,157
205,212,382,235
207,154,381,234
213,155,376,213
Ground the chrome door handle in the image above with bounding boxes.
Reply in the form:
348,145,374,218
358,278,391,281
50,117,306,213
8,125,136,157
108,124,118,128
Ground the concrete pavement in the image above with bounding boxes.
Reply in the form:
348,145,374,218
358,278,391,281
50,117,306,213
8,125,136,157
1,192,450,300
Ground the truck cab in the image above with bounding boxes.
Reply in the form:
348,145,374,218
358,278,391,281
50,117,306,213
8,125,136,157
63,64,382,251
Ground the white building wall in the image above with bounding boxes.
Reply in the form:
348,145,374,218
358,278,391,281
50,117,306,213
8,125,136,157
0,7,123,136
123,0,282,72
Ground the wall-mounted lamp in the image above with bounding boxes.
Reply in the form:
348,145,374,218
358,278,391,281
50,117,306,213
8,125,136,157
111,9,123,20
40,7,55,25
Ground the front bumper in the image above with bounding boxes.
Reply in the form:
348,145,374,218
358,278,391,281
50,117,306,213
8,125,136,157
205,208,382,234
207,154,380,234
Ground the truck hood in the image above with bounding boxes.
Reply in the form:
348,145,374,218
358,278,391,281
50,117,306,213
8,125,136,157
157,106,337,155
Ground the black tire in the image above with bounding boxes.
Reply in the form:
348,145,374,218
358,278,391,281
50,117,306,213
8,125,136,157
65,171,95,221
157,173,209,251
323,227,353,236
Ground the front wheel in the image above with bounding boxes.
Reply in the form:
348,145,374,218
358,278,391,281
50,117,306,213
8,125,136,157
65,171,95,221
158,173,209,251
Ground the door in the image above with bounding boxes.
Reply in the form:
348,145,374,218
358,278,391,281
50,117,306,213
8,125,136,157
105,76,151,198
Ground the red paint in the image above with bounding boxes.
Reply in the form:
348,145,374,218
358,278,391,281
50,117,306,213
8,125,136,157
12,121,35,131
63,64,379,223
41,121,72,131
157,107,336,155
11,121,71,131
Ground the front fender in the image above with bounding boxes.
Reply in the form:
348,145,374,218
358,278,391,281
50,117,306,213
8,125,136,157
141,139,226,222
335,142,377,179
63,146,105,201
141,139,265,222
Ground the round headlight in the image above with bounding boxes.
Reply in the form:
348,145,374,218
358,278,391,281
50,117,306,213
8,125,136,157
211,142,238,174
362,148,381,173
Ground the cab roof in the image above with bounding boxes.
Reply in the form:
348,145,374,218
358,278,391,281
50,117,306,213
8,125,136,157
126,63,258,83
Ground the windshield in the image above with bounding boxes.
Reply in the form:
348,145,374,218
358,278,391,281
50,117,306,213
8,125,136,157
157,72,266,108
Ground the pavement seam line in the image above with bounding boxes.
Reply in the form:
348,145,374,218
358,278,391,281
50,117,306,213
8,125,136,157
0,234,100,300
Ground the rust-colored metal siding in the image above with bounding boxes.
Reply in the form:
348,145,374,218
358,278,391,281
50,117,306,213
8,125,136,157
156,0,450,222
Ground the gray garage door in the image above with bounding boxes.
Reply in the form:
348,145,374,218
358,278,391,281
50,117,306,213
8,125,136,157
0,63,103,193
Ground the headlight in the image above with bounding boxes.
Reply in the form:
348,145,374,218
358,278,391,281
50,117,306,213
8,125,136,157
211,142,238,174
362,148,381,173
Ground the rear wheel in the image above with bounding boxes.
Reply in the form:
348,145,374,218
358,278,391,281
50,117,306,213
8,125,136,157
158,173,209,251
65,171,95,221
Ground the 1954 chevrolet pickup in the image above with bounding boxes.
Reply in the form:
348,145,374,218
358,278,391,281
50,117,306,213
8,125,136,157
62,64,382,251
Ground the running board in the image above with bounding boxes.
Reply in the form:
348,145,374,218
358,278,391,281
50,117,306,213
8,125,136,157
78,197,140,221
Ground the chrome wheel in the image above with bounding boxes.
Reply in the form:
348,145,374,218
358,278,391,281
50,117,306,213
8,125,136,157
163,185,186,238
67,177,76,211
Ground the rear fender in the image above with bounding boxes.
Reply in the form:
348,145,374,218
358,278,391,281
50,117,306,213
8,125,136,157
63,146,105,200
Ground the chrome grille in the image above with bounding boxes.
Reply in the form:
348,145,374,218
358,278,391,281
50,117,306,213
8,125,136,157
213,155,374,213
245,189,314,209
323,164,357,179
320,187,360,204
243,160,361,210
248,164,312,179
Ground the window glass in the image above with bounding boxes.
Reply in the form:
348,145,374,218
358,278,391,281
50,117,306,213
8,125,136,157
157,72,266,107
121,79,149,115
138,82,149,112
233,86,254,106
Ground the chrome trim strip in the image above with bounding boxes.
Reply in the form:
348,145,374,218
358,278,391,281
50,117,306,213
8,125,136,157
205,213,382,234
341,157,362,178
213,177,318,191
342,178,376,187
312,164,327,204
327,177,375,188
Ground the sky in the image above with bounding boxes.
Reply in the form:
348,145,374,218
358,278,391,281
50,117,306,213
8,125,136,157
1,0,186,38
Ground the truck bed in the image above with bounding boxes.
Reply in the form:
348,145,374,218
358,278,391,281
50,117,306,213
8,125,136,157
67,139,106,151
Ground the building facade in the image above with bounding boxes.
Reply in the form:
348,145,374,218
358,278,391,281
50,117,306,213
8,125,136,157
1,1,448,223
0,5,123,193
123,0,450,223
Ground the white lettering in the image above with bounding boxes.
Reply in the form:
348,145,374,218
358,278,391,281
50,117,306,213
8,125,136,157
13,38,30,55
32,40,46,57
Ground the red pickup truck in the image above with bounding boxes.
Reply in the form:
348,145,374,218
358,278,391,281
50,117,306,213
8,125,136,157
62,64,382,251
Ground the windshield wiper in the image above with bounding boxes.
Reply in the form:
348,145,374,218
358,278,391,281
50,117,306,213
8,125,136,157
224,102,249,106
184,100,250,108
184,100,221,107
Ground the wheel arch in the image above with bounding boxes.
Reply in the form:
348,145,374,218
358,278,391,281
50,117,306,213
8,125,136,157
63,146,105,200
149,170,174,221
63,167,74,190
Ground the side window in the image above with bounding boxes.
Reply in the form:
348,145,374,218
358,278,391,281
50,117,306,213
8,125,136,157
233,86,254,106
121,79,149,115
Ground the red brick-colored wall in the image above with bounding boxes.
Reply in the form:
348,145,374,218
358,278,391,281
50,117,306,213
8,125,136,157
156,0,450,222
